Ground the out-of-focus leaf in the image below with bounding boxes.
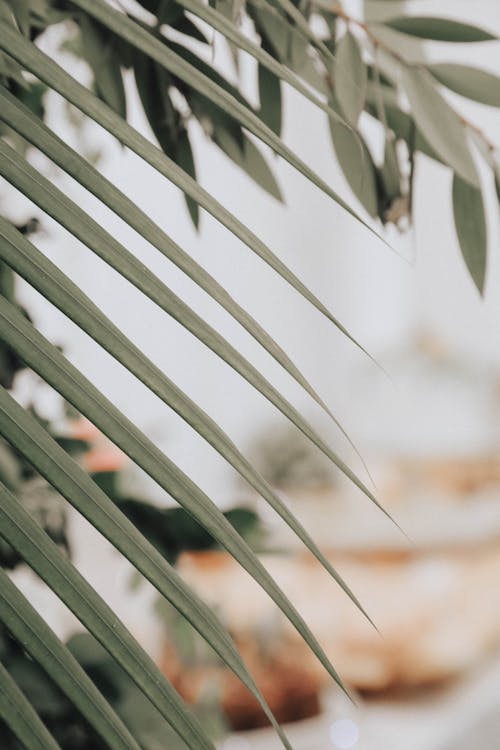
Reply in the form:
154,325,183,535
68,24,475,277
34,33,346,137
334,31,367,126
250,1,308,74
452,174,487,294
382,17,496,42
329,112,378,218
79,14,126,117
402,67,479,187
428,63,500,108
134,50,199,227
214,129,283,202
5,0,30,36
380,138,400,202
258,61,282,136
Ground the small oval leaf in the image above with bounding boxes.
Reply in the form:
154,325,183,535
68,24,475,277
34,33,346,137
428,63,500,108
330,116,378,218
382,17,496,42
452,174,487,294
334,31,367,126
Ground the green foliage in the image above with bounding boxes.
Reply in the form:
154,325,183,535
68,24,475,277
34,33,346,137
0,0,498,748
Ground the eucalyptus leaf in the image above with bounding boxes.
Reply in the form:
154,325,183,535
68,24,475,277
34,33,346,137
79,14,126,118
402,66,479,187
452,174,487,294
330,115,378,218
334,31,367,127
382,16,496,42
428,63,500,108
258,61,282,136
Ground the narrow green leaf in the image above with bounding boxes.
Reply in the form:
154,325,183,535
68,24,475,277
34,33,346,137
334,31,367,126
0,298,353,696
268,0,336,72
0,386,293,750
330,116,378,218
175,0,341,127
215,129,283,201
258,62,282,136
0,88,359,455
5,0,30,35
402,66,479,187
0,215,372,629
0,659,61,750
0,27,377,359
428,63,500,108
133,51,199,228
0,571,141,750
382,17,496,42
0,139,379,524
380,139,400,201
0,479,218,750
452,174,487,294
79,14,126,118
176,131,200,229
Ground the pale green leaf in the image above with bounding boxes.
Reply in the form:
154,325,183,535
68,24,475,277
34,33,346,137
215,129,283,201
402,66,479,187
382,16,496,42
452,174,487,294
0,570,141,750
330,116,378,218
334,31,367,126
428,63,500,108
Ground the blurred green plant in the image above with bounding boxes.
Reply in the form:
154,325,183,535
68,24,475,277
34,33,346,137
0,1,498,749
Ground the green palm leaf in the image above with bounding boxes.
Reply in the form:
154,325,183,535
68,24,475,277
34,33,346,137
0,570,141,750
0,86,369,457
0,295,349,696
0,214,372,626
0,28,377,352
0,386,294,749
0,139,387,521
0,659,61,750
0,479,222,750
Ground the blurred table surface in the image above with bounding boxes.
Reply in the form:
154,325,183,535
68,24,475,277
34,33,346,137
222,653,500,750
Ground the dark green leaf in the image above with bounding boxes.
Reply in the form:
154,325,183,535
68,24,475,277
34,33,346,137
79,14,126,117
382,17,496,42
428,63,500,108
0,479,216,750
452,174,487,294
0,570,141,750
0,660,60,750
258,61,282,136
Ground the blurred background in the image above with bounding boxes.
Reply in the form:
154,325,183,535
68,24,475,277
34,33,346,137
3,0,500,748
